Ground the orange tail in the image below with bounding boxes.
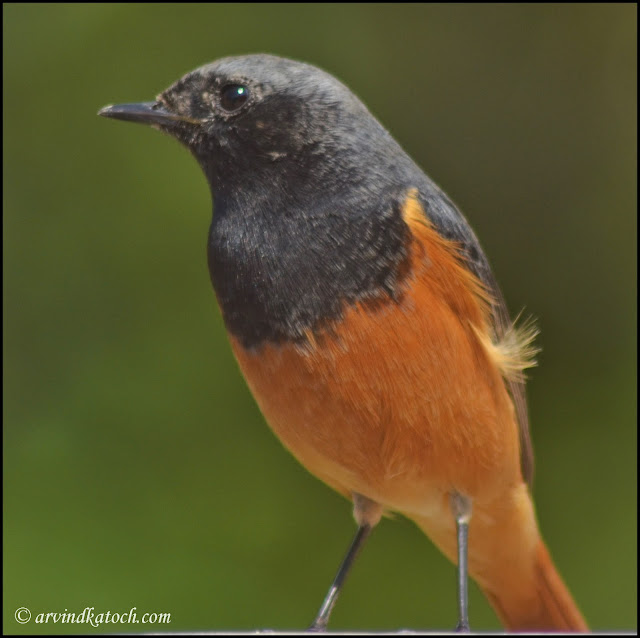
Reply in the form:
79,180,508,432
412,484,588,631
483,538,588,631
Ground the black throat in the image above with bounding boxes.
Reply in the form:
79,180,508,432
207,174,413,350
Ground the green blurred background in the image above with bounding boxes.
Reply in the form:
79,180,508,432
4,3,636,633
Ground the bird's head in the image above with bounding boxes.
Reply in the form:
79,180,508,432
99,54,426,347
100,54,398,197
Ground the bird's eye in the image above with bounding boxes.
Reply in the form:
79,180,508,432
220,84,249,112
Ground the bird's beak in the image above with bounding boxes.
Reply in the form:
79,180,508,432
98,102,200,127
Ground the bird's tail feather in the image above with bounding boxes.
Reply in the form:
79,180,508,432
411,484,587,631
482,538,588,631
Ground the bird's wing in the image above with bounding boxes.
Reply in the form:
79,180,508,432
416,186,535,487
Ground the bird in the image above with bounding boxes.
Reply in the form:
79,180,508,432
99,53,588,632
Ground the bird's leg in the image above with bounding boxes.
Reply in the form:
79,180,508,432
450,491,473,633
308,493,383,632
307,524,371,632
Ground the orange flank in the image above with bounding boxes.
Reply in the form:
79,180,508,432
229,192,587,631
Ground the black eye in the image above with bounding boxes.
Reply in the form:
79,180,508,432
220,84,249,112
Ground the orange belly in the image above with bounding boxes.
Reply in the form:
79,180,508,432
228,199,523,520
